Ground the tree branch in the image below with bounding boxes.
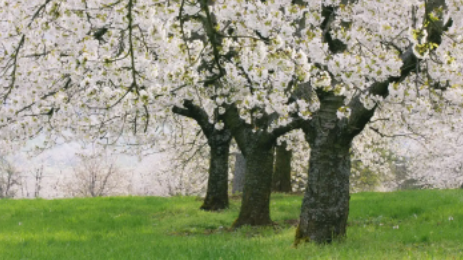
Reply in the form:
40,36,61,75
172,100,214,138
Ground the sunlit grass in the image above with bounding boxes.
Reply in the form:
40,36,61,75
1,189,462,259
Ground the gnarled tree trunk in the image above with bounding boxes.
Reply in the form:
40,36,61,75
296,92,353,244
272,141,293,193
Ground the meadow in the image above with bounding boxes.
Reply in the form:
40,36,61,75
0,189,462,259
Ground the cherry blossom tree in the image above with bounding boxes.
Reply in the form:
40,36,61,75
2,0,463,245
0,0,228,210
2,0,306,226
393,106,463,189
292,0,462,244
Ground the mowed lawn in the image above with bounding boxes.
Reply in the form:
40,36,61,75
1,189,462,259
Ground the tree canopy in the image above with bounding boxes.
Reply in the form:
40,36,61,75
2,0,463,243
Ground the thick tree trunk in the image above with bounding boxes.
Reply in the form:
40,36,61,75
221,103,302,228
296,92,352,244
295,141,351,243
272,141,293,193
232,152,246,194
200,138,231,211
232,146,275,227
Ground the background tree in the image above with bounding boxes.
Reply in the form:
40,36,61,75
232,151,246,194
0,156,21,198
272,141,293,193
62,151,127,197
394,107,463,189
32,163,44,198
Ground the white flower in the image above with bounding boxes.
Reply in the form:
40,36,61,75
139,90,149,99
102,86,112,96
218,107,226,115
412,44,430,60
215,121,224,130
336,107,351,119
312,71,331,88
215,96,225,106
295,50,308,65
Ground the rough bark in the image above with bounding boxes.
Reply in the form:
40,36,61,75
200,134,232,211
296,92,352,244
232,152,246,194
232,144,275,227
272,141,293,193
296,139,351,243
296,145,350,243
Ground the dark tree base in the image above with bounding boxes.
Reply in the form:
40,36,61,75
200,196,229,211
232,216,274,228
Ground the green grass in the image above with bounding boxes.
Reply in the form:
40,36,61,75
1,189,463,259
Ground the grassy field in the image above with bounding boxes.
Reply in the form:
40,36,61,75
1,189,462,259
